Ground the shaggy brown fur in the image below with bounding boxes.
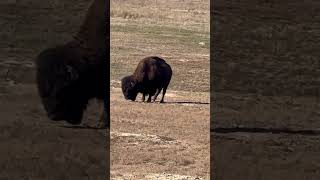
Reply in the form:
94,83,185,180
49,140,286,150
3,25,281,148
35,0,109,128
121,56,172,103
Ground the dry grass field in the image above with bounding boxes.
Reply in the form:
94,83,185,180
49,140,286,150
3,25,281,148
110,0,210,179
212,0,320,179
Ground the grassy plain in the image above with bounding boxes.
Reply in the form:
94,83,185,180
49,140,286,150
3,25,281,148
110,0,210,179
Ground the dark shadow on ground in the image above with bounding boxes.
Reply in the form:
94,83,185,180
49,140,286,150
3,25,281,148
157,101,209,105
211,127,320,135
59,125,108,130
125,100,210,105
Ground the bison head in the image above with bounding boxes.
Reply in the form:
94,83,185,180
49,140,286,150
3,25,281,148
121,75,140,101
36,46,90,125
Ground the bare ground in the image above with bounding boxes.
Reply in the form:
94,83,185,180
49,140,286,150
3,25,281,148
0,0,107,179
111,88,210,179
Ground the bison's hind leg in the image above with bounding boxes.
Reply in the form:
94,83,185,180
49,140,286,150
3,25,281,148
160,86,168,103
147,94,152,102
141,93,146,102
152,88,161,102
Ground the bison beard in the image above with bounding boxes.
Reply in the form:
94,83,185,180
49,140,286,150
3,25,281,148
121,56,172,103
35,0,109,128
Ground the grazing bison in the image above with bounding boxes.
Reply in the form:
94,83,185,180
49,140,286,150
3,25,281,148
35,0,109,128
121,56,172,103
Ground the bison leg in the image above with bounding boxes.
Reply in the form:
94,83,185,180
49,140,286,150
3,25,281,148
142,93,146,102
147,94,152,102
160,86,168,103
152,88,161,102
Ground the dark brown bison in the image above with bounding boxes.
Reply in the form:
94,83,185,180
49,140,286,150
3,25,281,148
121,56,172,103
35,0,109,128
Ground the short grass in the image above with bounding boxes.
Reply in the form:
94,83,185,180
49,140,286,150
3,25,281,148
110,0,210,93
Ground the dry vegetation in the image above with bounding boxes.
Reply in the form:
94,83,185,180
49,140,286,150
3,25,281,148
110,0,210,179
110,0,209,92
212,0,320,179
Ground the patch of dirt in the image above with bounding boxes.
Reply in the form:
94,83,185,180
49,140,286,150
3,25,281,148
111,131,179,146
111,172,204,180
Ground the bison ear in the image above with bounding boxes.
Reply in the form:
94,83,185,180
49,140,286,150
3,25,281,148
66,65,79,81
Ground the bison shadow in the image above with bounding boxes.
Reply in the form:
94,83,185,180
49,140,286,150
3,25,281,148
161,101,209,105
135,101,209,105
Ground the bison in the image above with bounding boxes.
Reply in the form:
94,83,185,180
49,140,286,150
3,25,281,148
121,56,172,103
35,0,109,128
